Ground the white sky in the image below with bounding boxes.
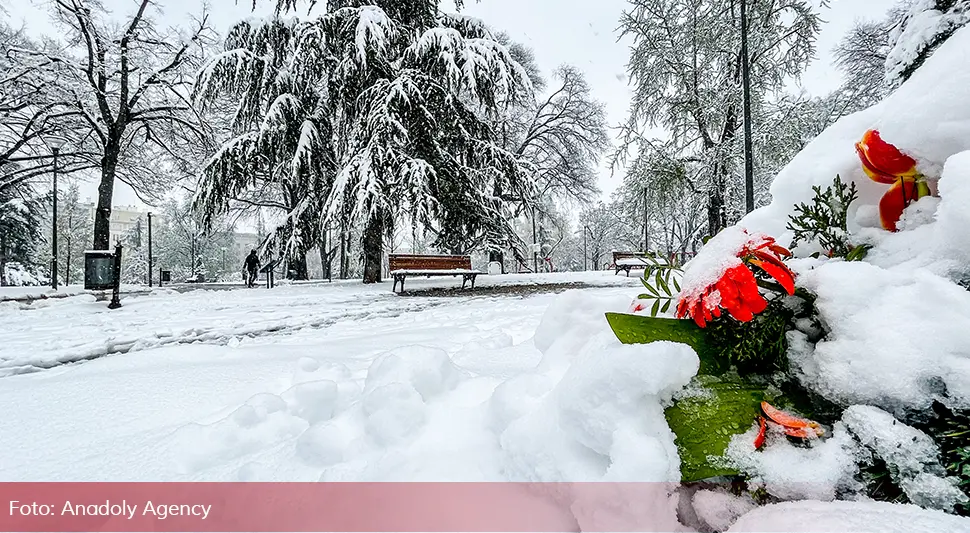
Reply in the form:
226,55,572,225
4,0,898,207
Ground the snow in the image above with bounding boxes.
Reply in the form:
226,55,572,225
691,490,757,532
743,26,970,240
841,405,968,512
678,226,771,301
389,269,482,275
727,500,970,532
793,261,970,415
886,0,970,86
1,273,645,481
614,257,651,266
725,419,862,502
738,26,970,420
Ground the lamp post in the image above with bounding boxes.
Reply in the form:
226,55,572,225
147,212,153,287
741,0,755,214
43,135,68,290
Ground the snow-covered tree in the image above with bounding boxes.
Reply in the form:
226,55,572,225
0,179,44,285
154,197,235,282
0,23,87,195
54,181,92,285
577,203,625,271
832,18,894,109
5,0,215,250
616,0,822,236
886,0,970,86
196,4,534,283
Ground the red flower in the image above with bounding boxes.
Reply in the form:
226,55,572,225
856,129,928,232
676,233,795,328
856,130,918,183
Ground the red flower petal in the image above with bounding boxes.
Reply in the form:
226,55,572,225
858,130,918,179
878,177,918,232
761,402,821,430
754,416,767,449
749,258,795,295
857,142,899,184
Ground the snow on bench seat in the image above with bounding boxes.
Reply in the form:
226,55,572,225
389,268,482,275
615,258,651,266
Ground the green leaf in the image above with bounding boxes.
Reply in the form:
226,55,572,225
661,299,672,314
650,299,661,316
664,374,767,481
657,273,671,295
638,293,656,300
604,313,728,375
672,276,681,292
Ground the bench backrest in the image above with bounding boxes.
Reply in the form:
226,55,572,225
389,254,472,271
612,251,652,261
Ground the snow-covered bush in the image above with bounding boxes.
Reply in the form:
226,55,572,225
2,262,47,286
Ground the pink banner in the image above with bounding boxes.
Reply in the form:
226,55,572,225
0,482,690,532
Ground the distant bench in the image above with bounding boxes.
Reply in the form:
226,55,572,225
389,254,482,293
612,251,654,276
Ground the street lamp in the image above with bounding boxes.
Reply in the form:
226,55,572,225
147,212,153,287
43,134,68,290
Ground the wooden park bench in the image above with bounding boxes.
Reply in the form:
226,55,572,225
612,251,655,276
389,254,482,293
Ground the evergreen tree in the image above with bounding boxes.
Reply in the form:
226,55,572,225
0,179,44,286
195,3,534,283
886,0,970,86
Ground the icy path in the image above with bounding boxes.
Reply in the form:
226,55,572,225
0,272,636,376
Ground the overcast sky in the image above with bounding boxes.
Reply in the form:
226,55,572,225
5,0,897,207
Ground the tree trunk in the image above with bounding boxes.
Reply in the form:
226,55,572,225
362,213,383,284
0,233,6,286
320,229,332,281
92,139,121,250
288,251,308,280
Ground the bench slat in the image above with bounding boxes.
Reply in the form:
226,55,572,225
389,254,472,272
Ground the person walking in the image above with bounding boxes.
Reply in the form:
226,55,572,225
244,249,261,288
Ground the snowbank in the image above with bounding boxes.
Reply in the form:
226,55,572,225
737,25,970,419
742,26,970,240
719,25,970,528
727,500,970,532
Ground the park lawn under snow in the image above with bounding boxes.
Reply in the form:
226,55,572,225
5,22,970,533
0,271,642,479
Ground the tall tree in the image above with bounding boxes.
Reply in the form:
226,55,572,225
616,0,821,236
0,23,95,194
832,18,893,110
197,3,533,283
7,0,214,250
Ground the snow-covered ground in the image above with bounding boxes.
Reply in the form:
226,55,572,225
0,271,636,375
0,271,661,481
6,22,970,533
